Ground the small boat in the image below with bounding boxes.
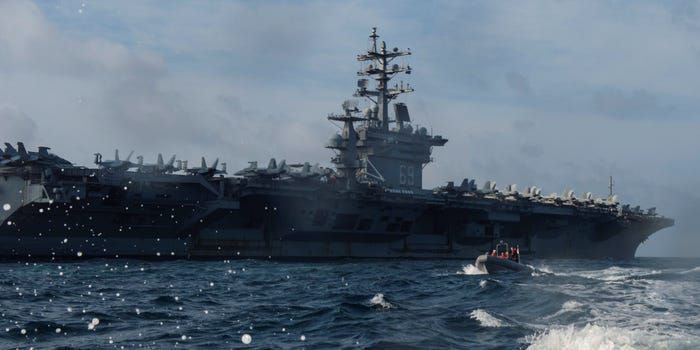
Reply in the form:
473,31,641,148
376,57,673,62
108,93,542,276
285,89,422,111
475,241,530,274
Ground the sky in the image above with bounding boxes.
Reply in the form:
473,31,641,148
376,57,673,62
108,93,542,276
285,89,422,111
0,0,698,257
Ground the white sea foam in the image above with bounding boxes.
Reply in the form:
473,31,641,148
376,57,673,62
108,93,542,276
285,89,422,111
525,323,699,350
535,266,662,283
679,266,700,275
531,265,558,277
574,266,661,282
561,300,584,311
458,264,487,275
531,265,650,281
545,300,585,319
535,265,555,275
479,280,487,288
469,309,504,328
370,293,393,309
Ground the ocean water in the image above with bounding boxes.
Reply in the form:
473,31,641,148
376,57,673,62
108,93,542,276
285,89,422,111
1,258,699,349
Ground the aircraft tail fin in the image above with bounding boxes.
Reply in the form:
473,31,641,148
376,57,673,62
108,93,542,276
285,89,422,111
17,142,27,156
5,142,18,155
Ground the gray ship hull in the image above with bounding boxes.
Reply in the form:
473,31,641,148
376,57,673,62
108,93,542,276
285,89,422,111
0,170,673,260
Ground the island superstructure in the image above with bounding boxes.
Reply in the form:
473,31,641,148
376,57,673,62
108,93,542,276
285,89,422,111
0,28,673,259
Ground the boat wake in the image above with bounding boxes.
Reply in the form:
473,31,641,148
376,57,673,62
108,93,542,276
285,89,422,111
679,265,700,275
458,264,487,275
524,323,700,350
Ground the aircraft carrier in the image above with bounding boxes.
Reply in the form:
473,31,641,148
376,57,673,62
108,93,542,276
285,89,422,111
0,28,673,260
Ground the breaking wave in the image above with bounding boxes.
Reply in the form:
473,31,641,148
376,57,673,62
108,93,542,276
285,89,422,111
544,300,586,320
469,309,505,328
525,323,700,350
369,293,394,309
560,300,583,311
458,264,487,275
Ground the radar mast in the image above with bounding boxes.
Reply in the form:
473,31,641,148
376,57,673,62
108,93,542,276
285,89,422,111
356,27,413,130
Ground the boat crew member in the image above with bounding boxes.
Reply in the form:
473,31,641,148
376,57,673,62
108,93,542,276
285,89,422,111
511,247,519,262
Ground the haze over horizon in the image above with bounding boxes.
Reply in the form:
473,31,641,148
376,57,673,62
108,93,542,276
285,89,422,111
0,0,698,257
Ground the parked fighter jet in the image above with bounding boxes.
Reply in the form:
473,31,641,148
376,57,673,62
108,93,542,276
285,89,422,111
478,181,498,195
187,157,226,177
234,158,286,178
136,154,178,174
0,143,20,165
234,161,258,177
1,142,71,167
94,150,136,171
286,162,327,179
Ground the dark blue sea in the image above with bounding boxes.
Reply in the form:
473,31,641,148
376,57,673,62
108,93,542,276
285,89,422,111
1,258,699,349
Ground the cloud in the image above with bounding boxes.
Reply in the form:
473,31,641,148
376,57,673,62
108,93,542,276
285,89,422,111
505,72,532,95
0,1,163,79
519,144,543,158
593,88,674,119
0,105,37,143
512,120,535,131
97,77,222,150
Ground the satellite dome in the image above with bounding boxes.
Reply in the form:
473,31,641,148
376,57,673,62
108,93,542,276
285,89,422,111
327,134,343,148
